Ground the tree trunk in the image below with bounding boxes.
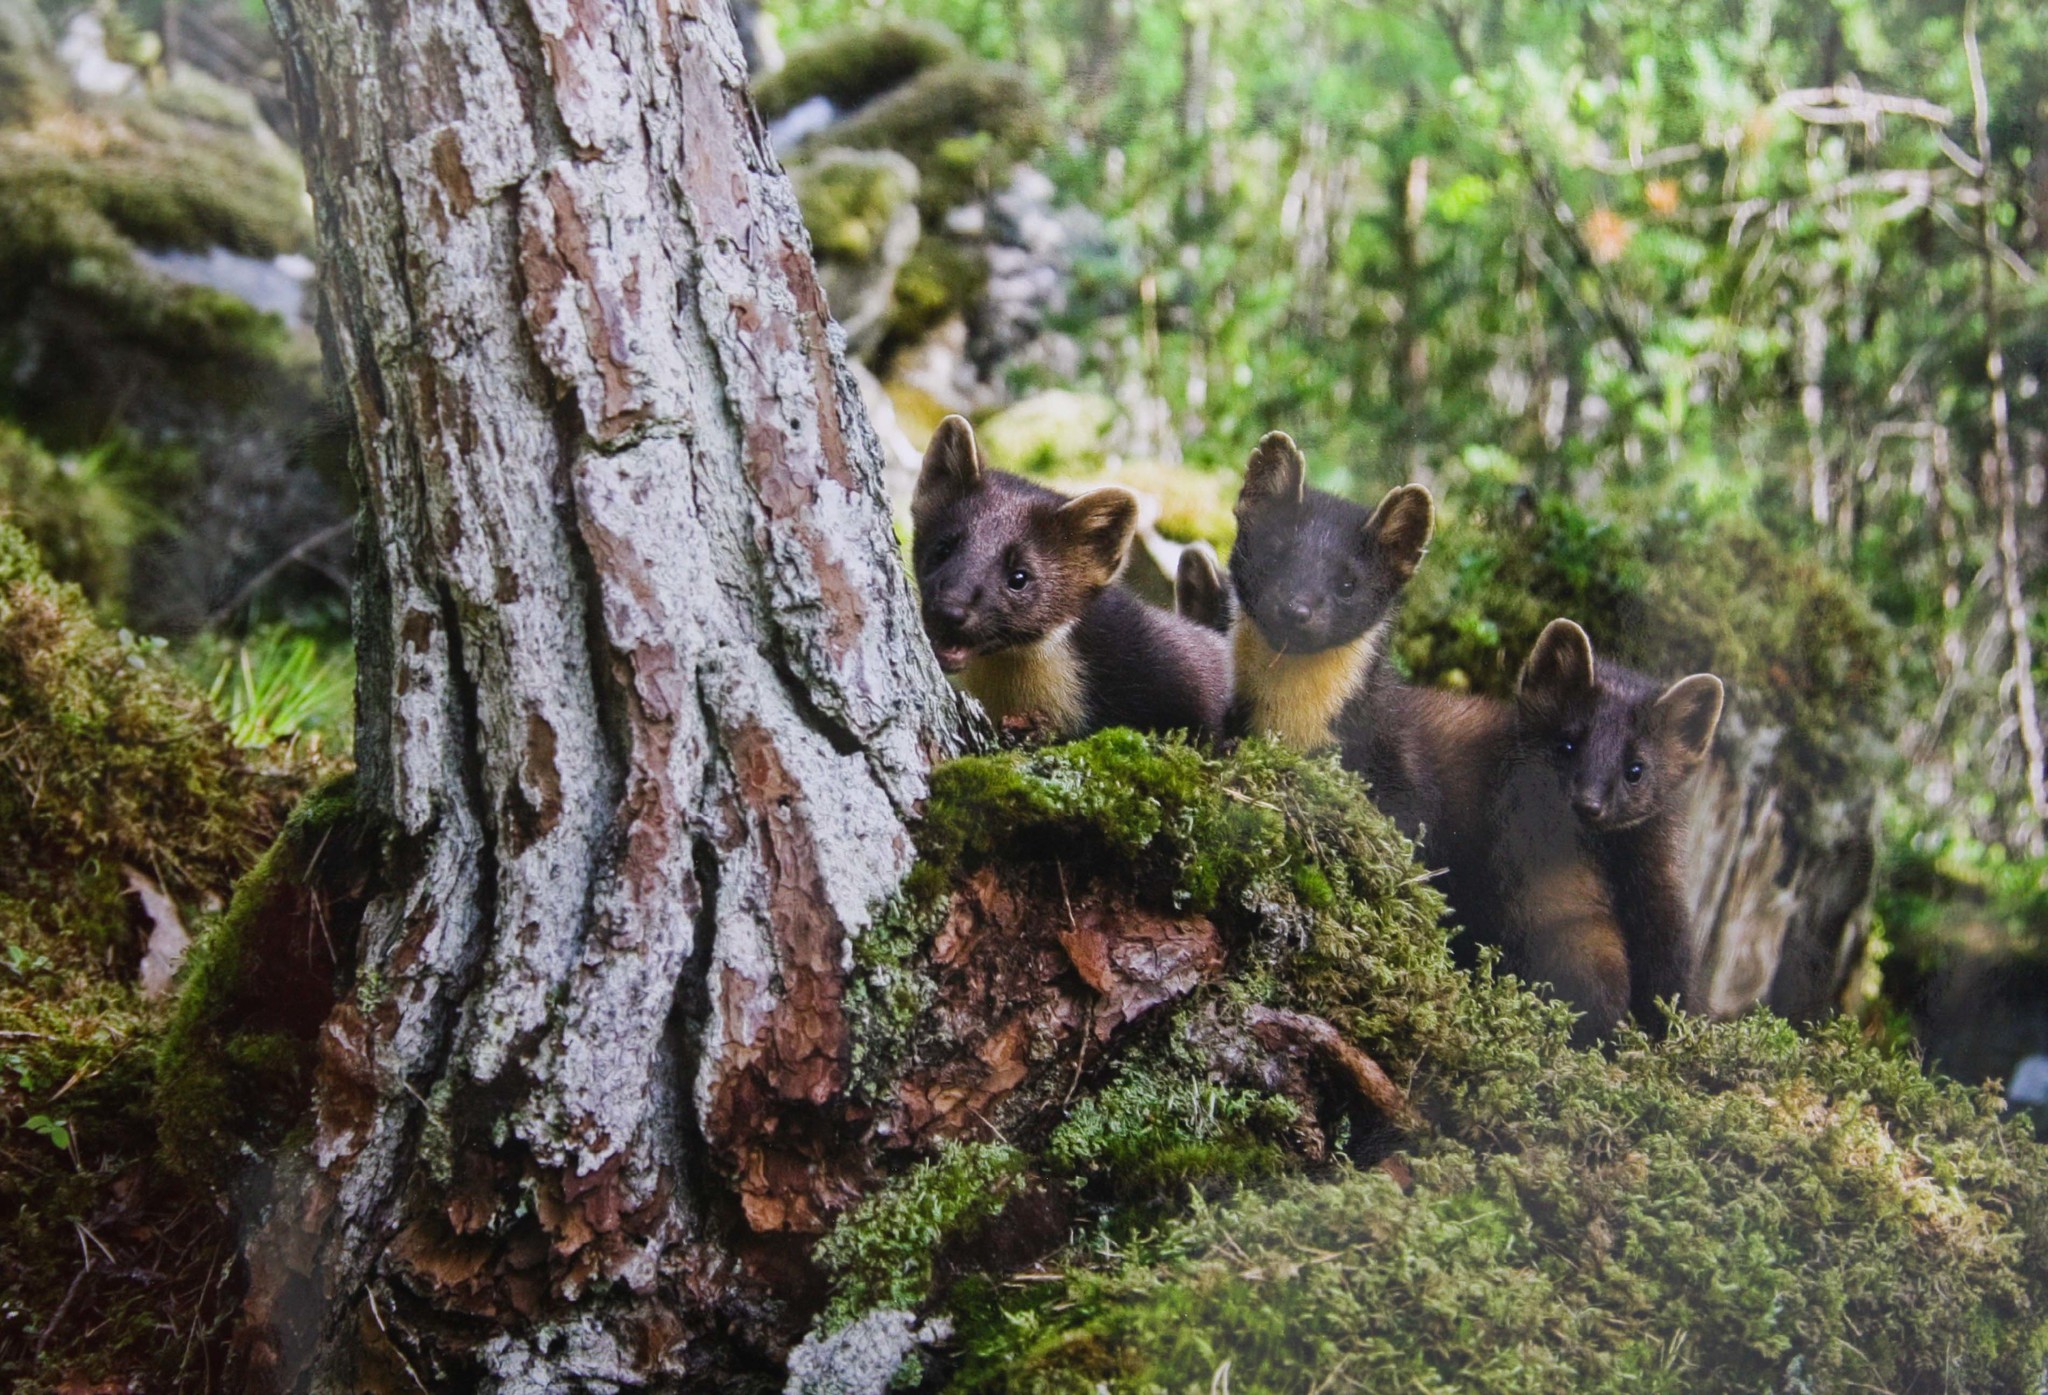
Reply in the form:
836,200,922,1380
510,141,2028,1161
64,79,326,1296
239,1,976,1388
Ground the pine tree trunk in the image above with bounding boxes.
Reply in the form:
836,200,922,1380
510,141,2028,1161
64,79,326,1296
239,1,977,1387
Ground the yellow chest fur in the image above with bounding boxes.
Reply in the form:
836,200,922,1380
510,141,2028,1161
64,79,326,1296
1233,620,1381,752
956,628,1088,736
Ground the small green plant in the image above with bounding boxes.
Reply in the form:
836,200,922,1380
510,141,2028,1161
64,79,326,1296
189,624,354,755
23,1114,70,1151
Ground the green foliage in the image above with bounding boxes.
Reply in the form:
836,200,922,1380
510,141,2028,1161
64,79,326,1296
183,622,355,758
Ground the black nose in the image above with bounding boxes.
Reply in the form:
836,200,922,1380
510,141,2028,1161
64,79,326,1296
1284,598,1314,625
929,600,968,630
1574,794,1604,820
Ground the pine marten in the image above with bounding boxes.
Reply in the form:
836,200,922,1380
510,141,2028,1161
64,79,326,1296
912,415,1232,740
1173,542,1233,633
1511,619,1724,1033
1224,436,1628,1036
1223,431,1435,785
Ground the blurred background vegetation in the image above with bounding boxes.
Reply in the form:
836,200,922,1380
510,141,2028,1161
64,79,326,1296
3,0,2048,1382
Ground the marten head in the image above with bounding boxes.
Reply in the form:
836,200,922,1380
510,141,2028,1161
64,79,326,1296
1517,619,1726,833
911,415,1139,672
1228,431,1434,654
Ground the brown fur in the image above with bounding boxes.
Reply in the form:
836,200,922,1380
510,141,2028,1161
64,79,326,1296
1515,620,1725,1033
913,416,1231,740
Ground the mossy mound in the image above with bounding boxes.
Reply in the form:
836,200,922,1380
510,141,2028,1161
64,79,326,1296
955,1013,2048,1394
806,732,2048,1393
0,417,139,605
0,96,312,436
753,20,964,121
1397,482,1891,812
821,58,1049,216
0,521,278,955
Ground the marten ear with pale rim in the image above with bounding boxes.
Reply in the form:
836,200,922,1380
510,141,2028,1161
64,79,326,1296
913,415,985,528
1237,431,1307,513
1055,487,1139,589
1518,618,1597,705
1654,673,1725,766
1366,484,1435,583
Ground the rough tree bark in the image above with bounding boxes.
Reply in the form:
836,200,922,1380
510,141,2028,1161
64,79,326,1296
240,0,976,1388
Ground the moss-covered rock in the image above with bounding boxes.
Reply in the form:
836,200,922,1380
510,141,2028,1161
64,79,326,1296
973,390,1118,475
884,238,988,351
798,731,2048,1394
820,57,1050,216
795,146,922,350
752,19,963,122
0,98,312,433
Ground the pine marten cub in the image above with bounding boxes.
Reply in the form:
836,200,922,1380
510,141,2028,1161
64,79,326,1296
1223,431,1435,782
912,415,1231,740
1511,619,1724,1032
1223,436,1624,1036
1173,542,1233,633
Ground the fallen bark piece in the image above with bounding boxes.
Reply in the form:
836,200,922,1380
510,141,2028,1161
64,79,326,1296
1243,1005,1412,1123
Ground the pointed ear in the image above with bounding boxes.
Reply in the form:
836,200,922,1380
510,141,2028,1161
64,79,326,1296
1055,487,1139,588
1366,484,1434,583
1518,619,1596,705
1653,674,1725,765
913,415,984,528
1174,542,1227,628
1237,431,1306,513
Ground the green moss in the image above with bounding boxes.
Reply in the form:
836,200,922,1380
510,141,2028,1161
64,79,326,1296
1045,1036,1302,1197
752,20,963,121
955,1014,2048,1394
885,237,987,348
0,521,279,950
822,58,1050,215
815,1139,1029,1328
0,90,316,440
797,147,921,264
818,732,2048,1390
0,420,142,605
154,770,364,1180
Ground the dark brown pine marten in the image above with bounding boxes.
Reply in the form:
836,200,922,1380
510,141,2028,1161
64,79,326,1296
1222,431,1434,782
911,415,1231,741
1224,434,1633,1038
1509,619,1724,1033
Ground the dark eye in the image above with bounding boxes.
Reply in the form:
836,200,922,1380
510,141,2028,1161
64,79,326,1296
1337,576,1357,598
1625,761,1645,784
1007,567,1030,591
1557,739,1576,757
928,536,959,564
